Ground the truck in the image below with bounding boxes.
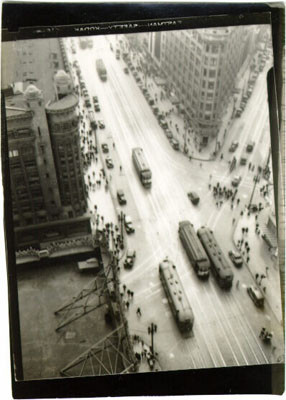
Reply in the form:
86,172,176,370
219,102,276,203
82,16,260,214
96,59,107,81
132,147,152,188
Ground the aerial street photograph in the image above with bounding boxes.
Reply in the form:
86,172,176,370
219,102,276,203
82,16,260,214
1,23,284,382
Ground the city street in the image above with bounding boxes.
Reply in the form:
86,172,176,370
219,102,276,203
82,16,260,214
65,33,284,372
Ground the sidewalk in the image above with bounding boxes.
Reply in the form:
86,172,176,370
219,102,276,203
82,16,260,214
233,210,283,324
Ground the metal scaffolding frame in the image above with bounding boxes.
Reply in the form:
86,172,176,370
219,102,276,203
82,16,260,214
54,263,113,331
60,324,136,376
55,252,137,376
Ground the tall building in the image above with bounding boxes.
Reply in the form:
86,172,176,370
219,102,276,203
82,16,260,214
2,38,89,249
149,26,256,146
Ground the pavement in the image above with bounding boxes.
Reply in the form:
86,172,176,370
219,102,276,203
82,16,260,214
232,204,283,325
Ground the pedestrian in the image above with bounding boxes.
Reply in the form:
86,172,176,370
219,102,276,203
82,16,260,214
130,291,134,299
126,301,130,310
263,287,266,294
266,266,269,277
123,284,126,292
246,256,250,263
232,218,235,225
136,307,142,317
127,289,131,297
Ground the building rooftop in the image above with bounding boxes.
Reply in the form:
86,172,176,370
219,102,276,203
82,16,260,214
46,93,78,111
5,94,31,119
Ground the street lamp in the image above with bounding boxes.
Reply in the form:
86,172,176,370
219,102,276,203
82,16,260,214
148,322,157,356
248,173,260,208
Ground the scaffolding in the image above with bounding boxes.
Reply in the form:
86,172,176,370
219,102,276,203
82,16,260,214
55,251,137,376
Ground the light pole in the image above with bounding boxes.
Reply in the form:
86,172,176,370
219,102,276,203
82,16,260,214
148,322,157,356
248,173,260,208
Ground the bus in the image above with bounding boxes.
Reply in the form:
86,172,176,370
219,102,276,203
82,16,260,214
132,147,152,188
197,227,234,289
159,258,194,333
178,221,210,279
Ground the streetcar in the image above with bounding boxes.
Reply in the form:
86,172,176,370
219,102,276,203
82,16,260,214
159,258,194,333
178,221,210,279
197,227,234,289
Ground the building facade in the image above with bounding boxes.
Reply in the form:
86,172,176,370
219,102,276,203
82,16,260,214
2,38,89,249
151,26,257,146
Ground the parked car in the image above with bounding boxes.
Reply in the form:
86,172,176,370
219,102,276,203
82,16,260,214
93,96,99,103
117,189,127,205
124,67,129,74
229,140,239,152
124,250,136,269
124,215,135,234
170,138,179,150
247,285,264,308
78,258,100,272
231,175,242,187
101,143,109,153
228,250,243,267
94,104,100,112
165,129,173,139
188,191,200,205
240,156,247,166
105,156,113,169
98,120,105,129
246,141,255,152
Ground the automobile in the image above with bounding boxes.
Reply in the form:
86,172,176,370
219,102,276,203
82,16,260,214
78,258,100,272
136,77,142,84
116,50,120,60
240,156,247,166
228,250,243,267
98,120,105,129
85,99,91,108
247,285,264,308
165,129,173,139
170,138,179,150
124,67,129,74
148,98,155,106
117,189,127,205
94,104,101,112
101,143,109,153
105,156,114,169
235,109,242,118
229,141,239,152
124,215,135,234
246,141,255,152
231,175,242,187
93,96,99,103
152,106,159,115
124,250,136,269
248,203,258,212
160,121,169,130
187,191,200,205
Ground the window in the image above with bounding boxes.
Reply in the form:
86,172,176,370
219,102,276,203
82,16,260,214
203,68,207,77
209,69,216,78
208,82,215,90
9,150,19,158
206,103,212,111
210,57,217,66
